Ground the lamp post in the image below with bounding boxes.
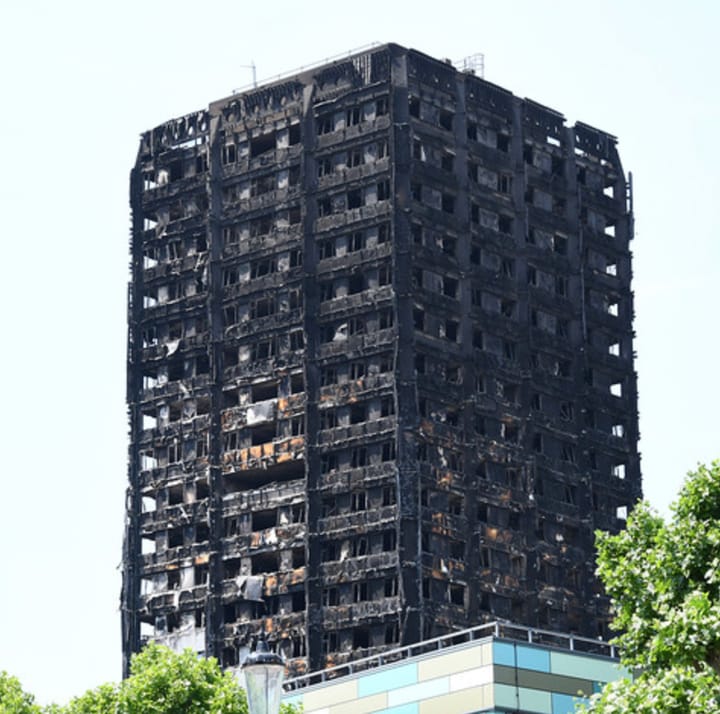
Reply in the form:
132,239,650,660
242,638,285,714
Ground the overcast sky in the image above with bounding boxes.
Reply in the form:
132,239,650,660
1,0,718,705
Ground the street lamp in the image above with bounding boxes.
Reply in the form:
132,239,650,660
242,638,285,714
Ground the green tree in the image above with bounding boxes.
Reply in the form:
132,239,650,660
1,644,300,714
119,643,248,714
580,461,720,713
61,683,119,714
60,643,299,714
0,672,42,714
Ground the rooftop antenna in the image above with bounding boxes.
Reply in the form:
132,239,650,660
454,53,485,78
233,62,258,93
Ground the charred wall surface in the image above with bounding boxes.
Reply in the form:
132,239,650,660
123,44,640,678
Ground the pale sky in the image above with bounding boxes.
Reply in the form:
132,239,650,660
1,0,718,705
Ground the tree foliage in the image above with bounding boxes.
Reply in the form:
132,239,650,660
118,643,248,714
2,644,300,714
0,672,41,714
580,461,720,713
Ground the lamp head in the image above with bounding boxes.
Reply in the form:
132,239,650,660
242,638,285,714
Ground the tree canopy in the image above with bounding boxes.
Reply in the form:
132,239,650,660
580,461,720,713
1,644,299,714
0,672,41,714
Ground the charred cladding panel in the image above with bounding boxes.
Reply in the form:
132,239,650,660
123,43,640,678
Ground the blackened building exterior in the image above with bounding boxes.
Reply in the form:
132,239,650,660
123,43,641,678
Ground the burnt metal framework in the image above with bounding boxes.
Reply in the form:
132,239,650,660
123,44,640,678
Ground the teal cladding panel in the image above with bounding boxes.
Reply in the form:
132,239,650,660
516,645,551,673
493,641,516,668
518,687,552,713
549,652,627,683
494,683,518,709
358,663,417,698
552,693,587,714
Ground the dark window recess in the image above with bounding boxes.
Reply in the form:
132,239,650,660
382,485,396,505
379,309,394,329
347,149,363,168
443,277,457,298
450,540,465,560
222,145,236,164
319,238,335,259
252,552,279,574
348,273,364,294
322,632,338,653
379,265,392,286
349,403,366,424
353,582,368,602
346,107,361,126
411,224,423,245
445,320,458,342
497,133,510,152
321,541,338,561
321,366,337,386
347,189,363,209
501,299,516,318
353,626,370,649
252,381,278,401
250,132,276,158
439,110,453,131
533,433,543,453
318,157,333,177
352,537,368,557
385,623,399,644
380,397,395,417
349,231,365,252
317,113,334,135
320,453,338,473
317,197,332,216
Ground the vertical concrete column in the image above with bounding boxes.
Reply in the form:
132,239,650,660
299,82,324,671
122,165,145,676
205,113,225,660
390,47,422,646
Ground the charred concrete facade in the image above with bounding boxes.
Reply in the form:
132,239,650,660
123,44,640,679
